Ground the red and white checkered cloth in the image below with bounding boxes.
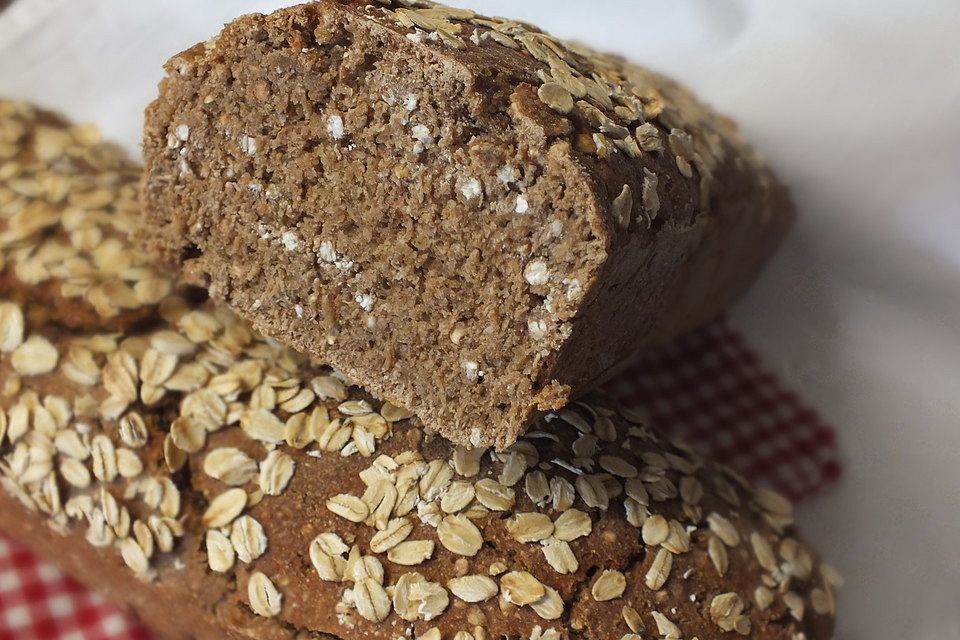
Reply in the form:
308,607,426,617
0,320,841,640
605,321,841,503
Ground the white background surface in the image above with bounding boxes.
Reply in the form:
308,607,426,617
2,1,959,637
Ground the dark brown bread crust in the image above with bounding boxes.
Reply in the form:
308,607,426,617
1,101,832,639
139,0,794,450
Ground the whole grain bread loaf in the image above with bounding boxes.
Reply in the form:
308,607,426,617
1,101,835,640
139,0,795,450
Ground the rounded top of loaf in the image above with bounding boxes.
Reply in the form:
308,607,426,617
168,0,785,237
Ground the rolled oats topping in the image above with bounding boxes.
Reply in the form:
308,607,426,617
327,493,370,523
542,539,578,574
203,447,258,486
506,512,554,543
437,514,483,556
447,574,498,603
202,488,247,528
206,529,236,573
11,335,59,376
0,302,24,352
369,516,413,553
552,508,592,541
641,513,669,546
351,576,389,623
258,449,296,496
310,533,349,581
501,571,545,606
644,547,673,590
387,539,434,566
248,571,282,618
591,569,626,602
473,478,515,511
231,514,268,563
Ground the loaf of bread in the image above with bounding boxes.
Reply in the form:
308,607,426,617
0,102,838,640
139,0,795,450
1,101,834,640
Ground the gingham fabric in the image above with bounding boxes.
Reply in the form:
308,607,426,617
603,321,841,502
0,320,841,640
0,536,149,640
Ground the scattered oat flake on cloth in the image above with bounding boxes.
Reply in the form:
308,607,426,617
0,320,841,639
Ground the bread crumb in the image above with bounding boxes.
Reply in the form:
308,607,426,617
327,115,345,140
355,294,375,312
281,231,299,251
411,124,434,145
497,165,516,185
460,178,482,200
527,318,548,340
524,260,549,286
515,195,529,214
239,135,257,155
463,360,480,381
317,241,337,263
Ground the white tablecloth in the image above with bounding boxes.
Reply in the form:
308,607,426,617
2,1,959,637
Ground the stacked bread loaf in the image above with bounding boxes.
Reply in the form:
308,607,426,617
139,0,795,449
0,2,838,640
